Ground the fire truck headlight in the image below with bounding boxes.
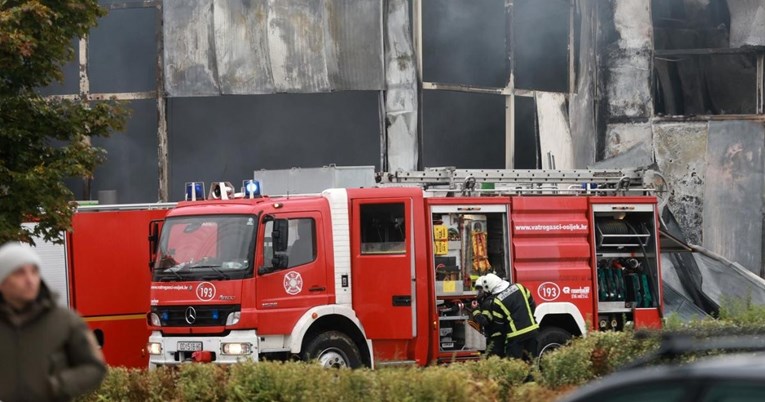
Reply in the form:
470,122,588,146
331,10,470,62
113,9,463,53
147,342,162,355
225,312,241,325
149,313,161,327
221,342,251,355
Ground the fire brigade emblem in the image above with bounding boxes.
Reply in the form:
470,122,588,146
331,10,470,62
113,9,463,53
283,271,303,295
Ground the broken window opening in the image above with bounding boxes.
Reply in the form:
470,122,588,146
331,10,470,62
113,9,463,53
422,0,507,88
655,53,759,116
652,0,764,116
514,96,540,169
652,0,730,50
422,90,506,169
513,0,572,92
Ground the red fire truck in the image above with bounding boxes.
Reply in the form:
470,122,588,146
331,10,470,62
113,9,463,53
147,168,663,368
32,204,172,368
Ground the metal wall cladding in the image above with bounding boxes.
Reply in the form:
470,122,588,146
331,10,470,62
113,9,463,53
164,0,384,96
703,121,765,276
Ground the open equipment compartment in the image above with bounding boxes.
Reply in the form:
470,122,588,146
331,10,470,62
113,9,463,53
430,204,510,354
593,204,660,331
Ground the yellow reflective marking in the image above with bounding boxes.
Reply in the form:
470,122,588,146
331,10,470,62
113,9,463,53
83,314,146,322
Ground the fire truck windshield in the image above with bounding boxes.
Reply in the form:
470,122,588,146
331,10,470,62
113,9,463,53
153,215,256,281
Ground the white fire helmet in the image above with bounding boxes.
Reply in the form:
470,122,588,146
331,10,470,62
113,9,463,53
479,273,506,294
473,275,486,291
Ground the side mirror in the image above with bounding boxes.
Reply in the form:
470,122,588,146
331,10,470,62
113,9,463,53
272,254,289,269
258,255,288,275
148,220,163,270
271,219,289,253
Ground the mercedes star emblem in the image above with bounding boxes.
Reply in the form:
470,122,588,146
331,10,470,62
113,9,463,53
185,306,197,324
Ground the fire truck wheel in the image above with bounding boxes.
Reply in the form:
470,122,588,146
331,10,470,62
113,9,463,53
303,331,363,369
537,327,572,358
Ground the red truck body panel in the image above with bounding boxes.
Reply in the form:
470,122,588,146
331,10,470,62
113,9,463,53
511,197,596,327
67,208,169,368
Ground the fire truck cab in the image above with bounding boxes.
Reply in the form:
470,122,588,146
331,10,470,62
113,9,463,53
147,168,663,367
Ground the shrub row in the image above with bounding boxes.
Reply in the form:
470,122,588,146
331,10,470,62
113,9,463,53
81,300,765,402
81,358,542,402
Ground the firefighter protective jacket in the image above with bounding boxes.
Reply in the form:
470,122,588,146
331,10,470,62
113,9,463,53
490,283,539,341
471,294,503,339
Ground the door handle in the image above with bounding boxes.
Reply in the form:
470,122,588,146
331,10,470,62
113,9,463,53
392,295,411,306
309,286,326,292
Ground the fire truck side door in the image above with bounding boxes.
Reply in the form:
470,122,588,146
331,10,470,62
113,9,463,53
255,211,329,335
351,199,415,339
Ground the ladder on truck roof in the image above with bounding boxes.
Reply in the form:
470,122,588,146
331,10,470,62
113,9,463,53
377,167,663,196
75,202,178,212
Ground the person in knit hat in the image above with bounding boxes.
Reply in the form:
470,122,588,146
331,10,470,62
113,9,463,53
0,242,106,402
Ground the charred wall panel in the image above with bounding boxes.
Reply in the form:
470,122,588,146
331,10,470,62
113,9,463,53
654,122,708,245
164,0,220,96
536,92,573,169
163,0,383,96
605,0,653,118
603,123,653,166
569,0,597,167
213,0,274,94
703,121,764,275
727,0,765,47
422,91,505,169
166,93,380,201
385,0,418,171
267,0,331,92
327,0,384,90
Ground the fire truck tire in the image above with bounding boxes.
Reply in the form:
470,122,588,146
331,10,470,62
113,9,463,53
537,327,572,358
302,331,363,369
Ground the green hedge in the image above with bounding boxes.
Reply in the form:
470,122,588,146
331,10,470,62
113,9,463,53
80,359,535,402
81,299,765,402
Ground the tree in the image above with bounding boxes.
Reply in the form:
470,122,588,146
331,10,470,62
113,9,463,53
0,1,128,244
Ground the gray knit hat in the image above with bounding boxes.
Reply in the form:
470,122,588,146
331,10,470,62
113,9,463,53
0,242,42,284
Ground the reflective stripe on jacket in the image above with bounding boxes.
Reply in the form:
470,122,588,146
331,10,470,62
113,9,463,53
472,295,504,339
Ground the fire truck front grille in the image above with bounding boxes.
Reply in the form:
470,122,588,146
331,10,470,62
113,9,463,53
152,305,240,327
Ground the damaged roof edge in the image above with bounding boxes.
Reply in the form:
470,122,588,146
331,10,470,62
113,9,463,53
686,243,765,283
659,228,694,253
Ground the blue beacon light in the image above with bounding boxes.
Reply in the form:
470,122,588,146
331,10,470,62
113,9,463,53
185,182,205,201
243,179,261,198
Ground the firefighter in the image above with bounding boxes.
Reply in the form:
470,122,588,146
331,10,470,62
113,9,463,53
478,273,539,362
469,276,505,357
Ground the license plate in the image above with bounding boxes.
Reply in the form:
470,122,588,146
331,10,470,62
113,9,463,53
177,341,203,352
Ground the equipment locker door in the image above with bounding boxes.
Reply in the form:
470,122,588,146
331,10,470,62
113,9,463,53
351,198,415,339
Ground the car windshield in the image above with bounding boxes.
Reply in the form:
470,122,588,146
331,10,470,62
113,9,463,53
153,215,256,281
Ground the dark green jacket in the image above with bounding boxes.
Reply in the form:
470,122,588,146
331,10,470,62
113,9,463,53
0,283,106,402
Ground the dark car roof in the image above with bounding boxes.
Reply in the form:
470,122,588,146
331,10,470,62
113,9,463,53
558,353,765,402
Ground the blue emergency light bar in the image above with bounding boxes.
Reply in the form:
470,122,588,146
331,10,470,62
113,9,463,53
243,179,261,198
185,182,205,201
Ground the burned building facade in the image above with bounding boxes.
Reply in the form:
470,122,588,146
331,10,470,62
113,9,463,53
47,0,765,277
